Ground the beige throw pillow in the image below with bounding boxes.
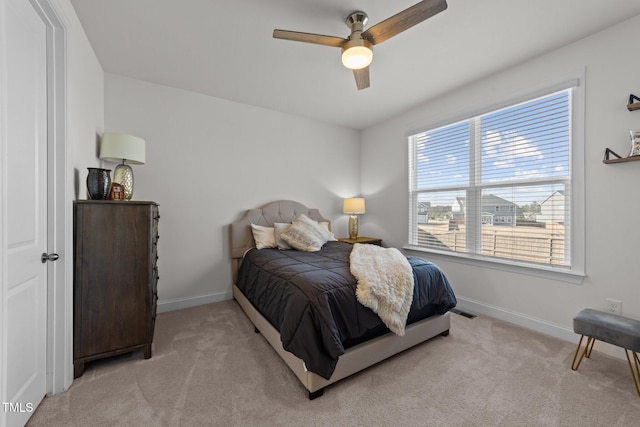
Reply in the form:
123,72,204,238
319,221,337,241
250,224,276,249
274,222,293,250
280,214,332,252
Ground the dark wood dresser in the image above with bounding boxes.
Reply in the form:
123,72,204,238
73,200,159,378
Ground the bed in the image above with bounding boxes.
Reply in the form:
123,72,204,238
230,200,456,399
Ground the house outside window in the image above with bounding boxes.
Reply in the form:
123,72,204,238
407,78,585,278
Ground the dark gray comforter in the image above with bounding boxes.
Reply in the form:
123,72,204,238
236,241,456,379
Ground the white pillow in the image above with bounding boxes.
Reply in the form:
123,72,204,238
250,224,276,249
280,214,332,252
319,221,337,241
274,223,292,250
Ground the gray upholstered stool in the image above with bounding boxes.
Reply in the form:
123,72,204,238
571,308,640,397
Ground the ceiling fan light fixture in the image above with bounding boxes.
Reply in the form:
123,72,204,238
341,39,373,70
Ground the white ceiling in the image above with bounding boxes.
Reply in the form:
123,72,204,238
70,0,640,130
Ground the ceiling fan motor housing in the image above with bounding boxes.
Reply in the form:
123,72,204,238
346,11,368,32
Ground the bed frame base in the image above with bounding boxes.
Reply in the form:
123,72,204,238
233,283,451,398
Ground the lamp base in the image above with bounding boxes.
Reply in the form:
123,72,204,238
348,215,359,239
113,163,134,200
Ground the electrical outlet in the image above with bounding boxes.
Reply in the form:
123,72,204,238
605,298,622,315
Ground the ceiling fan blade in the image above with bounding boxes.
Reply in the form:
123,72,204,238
353,67,370,90
362,0,447,46
273,29,347,48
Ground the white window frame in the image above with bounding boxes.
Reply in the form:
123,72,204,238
405,71,585,284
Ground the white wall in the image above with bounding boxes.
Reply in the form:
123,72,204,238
104,74,360,311
54,0,104,196
361,15,640,356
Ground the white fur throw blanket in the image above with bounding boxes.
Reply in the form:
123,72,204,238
350,244,414,336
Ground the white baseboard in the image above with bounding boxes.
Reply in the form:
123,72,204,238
456,296,578,344
157,291,233,313
455,296,626,361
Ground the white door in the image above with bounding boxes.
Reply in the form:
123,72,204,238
1,0,49,425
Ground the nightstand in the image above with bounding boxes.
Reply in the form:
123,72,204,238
338,236,382,246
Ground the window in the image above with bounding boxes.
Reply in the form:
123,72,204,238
408,82,584,276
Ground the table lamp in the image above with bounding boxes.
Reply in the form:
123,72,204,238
99,133,145,200
343,197,365,239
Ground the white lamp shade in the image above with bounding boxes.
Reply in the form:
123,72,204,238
341,46,373,70
343,197,366,214
100,133,146,165
341,36,373,70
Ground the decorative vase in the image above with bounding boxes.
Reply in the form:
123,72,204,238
86,167,111,200
630,130,640,157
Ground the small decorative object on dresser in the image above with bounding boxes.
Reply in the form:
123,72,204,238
86,167,111,200
109,182,124,200
73,200,159,378
338,236,382,246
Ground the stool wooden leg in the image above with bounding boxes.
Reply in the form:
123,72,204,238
624,349,640,397
571,336,595,371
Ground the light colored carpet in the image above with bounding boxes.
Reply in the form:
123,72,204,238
27,300,640,426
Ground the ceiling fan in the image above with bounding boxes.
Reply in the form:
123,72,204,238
273,0,447,90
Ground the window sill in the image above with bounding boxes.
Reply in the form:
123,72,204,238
403,245,585,285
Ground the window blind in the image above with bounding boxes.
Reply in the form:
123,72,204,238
408,88,573,268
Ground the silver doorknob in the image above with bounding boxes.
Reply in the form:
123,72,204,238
41,253,59,263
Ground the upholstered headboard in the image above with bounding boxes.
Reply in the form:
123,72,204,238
229,200,331,282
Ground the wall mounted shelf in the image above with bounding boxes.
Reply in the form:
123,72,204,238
628,94,640,111
603,94,640,163
603,156,640,164
603,148,640,164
